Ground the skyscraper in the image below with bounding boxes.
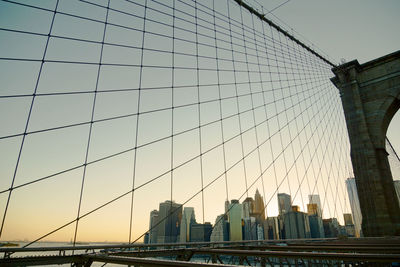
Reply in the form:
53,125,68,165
263,217,281,240
278,193,291,216
144,232,149,244
343,213,353,226
190,222,212,242
323,218,340,238
225,200,230,215
242,197,254,219
228,200,243,241
308,215,325,238
291,205,300,212
308,194,322,217
155,200,182,243
307,203,319,216
346,178,362,237
210,214,229,242
284,211,311,239
243,217,257,240
149,210,159,244
254,189,266,220
179,207,196,243
343,213,356,237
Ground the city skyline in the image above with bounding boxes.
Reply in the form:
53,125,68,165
144,189,357,244
0,0,398,243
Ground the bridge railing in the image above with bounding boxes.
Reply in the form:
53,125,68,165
1,237,400,266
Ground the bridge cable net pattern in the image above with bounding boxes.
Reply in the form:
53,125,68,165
0,0,353,246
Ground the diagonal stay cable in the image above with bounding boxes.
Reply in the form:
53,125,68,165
72,0,110,248
227,0,249,198
0,79,330,196
0,0,60,239
0,70,328,100
2,0,330,72
245,83,340,234
2,0,331,72
0,76,327,141
165,79,337,242
128,0,148,244
20,73,333,248
134,80,336,243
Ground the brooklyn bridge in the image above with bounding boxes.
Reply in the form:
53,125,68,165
0,0,399,266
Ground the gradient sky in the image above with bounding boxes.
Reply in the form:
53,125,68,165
259,0,400,152
0,0,398,243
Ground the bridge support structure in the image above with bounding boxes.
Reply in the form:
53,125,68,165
331,50,400,236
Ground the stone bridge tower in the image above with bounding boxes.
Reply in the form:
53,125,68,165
331,50,400,236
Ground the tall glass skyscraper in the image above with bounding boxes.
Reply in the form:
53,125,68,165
278,193,291,216
254,189,265,220
242,197,254,219
284,211,311,239
156,200,182,243
210,214,229,242
179,207,196,243
346,178,362,237
149,209,159,244
228,200,243,241
308,194,322,217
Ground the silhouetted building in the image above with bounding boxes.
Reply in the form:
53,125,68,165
254,189,266,220
155,200,182,243
225,200,230,215
149,210,159,244
284,211,311,239
343,213,356,237
144,232,149,244
343,213,353,225
291,205,300,212
278,193,291,216
243,217,257,240
308,215,325,238
229,200,243,241
308,195,322,217
190,222,212,242
263,217,281,240
210,215,229,242
346,178,362,237
323,218,339,238
179,207,196,243
242,197,255,219
307,203,319,216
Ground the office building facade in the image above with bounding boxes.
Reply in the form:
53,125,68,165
228,200,243,241
254,189,266,220
284,211,311,239
278,193,292,216
210,214,229,242
308,194,322,217
308,215,325,238
346,178,362,237
190,222,212,242
263,217,280,240
149,209,159,244
179,207,196,243
156,200,182,243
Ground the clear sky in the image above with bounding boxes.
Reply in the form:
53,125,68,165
259,0,400,155
0,0,398,243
